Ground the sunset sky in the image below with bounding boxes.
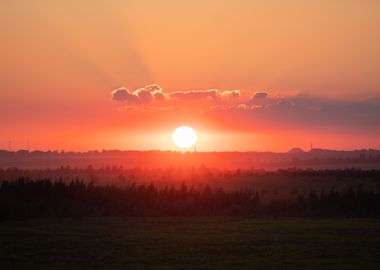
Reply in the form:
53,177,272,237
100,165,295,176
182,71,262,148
1,0,380,152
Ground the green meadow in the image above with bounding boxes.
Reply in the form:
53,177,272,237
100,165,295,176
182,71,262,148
1,217,380,270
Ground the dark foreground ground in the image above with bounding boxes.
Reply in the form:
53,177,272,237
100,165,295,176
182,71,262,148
1,218,380,270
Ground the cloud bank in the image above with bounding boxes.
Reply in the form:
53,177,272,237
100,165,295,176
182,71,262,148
111,84,241,105
111,84,380,133
210,93,380,132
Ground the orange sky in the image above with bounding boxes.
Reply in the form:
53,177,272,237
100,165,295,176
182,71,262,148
1,1,380,152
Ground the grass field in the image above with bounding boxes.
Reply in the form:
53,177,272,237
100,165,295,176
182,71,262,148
1,217,380,269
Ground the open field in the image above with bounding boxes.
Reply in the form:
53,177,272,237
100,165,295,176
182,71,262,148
1,217,380,270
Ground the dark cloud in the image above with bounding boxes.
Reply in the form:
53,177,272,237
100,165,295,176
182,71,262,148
134,84,166,104
253,92,268,99
246,91,274,106
230,94,380,132
153,91,165,100
111,87,138,103
111,84,165,105
134,88,154,104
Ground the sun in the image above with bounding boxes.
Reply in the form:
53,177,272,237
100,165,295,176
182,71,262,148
172,126,197,149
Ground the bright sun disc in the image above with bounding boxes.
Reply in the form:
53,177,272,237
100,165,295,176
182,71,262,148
172,126,197,149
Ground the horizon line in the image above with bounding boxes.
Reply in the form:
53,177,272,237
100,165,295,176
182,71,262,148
1,148,380,154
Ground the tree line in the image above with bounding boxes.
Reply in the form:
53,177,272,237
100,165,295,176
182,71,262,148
1,177,380,220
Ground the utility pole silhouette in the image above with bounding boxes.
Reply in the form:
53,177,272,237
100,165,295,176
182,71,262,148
8,139,11,152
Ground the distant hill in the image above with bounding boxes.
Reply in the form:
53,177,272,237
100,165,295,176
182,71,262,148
288,148,305,154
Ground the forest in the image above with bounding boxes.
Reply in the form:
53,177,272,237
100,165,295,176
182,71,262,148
1,168,380,220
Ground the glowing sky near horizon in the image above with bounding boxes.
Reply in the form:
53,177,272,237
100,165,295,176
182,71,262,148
1,0,380,152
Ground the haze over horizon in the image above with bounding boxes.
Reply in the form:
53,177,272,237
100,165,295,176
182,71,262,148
1,147,379,155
